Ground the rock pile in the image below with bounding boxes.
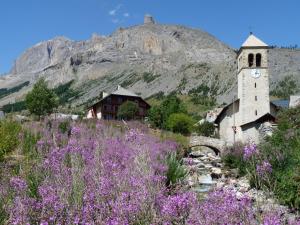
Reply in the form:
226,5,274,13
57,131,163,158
183,147,298,220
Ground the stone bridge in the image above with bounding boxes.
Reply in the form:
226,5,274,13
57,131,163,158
189,136,227,155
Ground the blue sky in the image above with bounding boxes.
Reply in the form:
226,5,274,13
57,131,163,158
0,0,299,74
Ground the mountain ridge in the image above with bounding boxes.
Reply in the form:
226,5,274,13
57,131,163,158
1,19,300,109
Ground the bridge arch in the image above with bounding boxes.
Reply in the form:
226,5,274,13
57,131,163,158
190,144,221,155
189,136,226,155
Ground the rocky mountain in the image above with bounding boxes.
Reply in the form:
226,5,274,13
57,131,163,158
0,15,300,108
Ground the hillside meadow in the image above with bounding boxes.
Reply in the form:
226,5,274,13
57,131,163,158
0,118,299,224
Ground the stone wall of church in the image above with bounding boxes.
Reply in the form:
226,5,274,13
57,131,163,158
241,123,260,143
218,104,242,145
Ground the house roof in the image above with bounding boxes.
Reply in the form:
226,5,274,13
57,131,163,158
242,34,268,48
88,85,150,109
271,99,289,109
111,85,139,97
240,113,276,128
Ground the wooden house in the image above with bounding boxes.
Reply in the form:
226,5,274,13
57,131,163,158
87,86,150,120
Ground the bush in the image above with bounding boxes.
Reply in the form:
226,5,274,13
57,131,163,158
148,106,163,128
165,152,188,187
148,95,187,129
117,101,139,120
58,120,71,134
166,113,195,135
222,142,251,178
195,121,215,137
0,120,21,161
22,129,40,159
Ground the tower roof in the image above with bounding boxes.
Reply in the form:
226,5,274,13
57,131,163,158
241,34,268,47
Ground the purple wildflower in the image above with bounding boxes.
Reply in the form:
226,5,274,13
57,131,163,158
263,213,282,225
257,160,272,176
243,143,258,160
10,177,27,192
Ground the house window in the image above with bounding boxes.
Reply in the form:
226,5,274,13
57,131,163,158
248,53,254,67
256,53,262,67
104,105,107,111
255,96,257,101
107,96,112,103
255,110,258,116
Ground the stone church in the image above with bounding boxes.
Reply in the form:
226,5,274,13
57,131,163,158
215,34,278,144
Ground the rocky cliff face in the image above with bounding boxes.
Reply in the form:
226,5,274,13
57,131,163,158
1,17,300,107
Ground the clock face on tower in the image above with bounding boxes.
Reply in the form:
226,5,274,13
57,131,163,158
251,69,261,78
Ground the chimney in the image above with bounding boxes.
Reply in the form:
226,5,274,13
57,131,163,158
144,14,155,25
101,92,109,99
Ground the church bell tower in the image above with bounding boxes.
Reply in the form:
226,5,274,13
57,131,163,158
237,34,270,125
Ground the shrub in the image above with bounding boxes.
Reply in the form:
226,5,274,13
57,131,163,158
222,142,247,175
0,120,21,161
147,105,163,127
21,129,40,159
195,121,215,137
148,95,187,129
117,101,139,120
166,113,195,135
58,120,71,134
165,152,188,186
25,78,59,118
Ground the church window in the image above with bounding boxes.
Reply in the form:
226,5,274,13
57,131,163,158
255,110,258,116
248,54,254,67
255,96,257,101
256,53,262,67
255,82,257,88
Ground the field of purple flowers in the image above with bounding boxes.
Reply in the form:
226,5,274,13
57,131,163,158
0,120,299,224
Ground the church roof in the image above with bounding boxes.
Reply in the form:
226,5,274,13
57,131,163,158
242,34,268,47
240,113,276,128
215,99,240,124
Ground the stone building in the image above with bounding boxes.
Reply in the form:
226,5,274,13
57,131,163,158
289,95,300,108
87,85,150,120
215,34,278,144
